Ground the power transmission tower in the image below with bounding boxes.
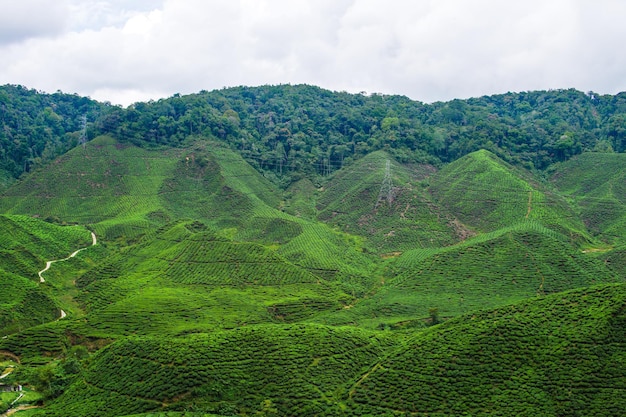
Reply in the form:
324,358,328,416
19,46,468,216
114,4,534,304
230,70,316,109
376,160,394,208
79,114,87,149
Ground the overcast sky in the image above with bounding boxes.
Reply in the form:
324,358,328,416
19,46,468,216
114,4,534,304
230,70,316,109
1,0,625,106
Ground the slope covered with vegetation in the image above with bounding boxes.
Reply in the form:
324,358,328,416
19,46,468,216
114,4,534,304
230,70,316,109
0,84,625,416
29,284,626,417
3,84,626,186
349,284,626,416
0,215,92,335
550,152,626,244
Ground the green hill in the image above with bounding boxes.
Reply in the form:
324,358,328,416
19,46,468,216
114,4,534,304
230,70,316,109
159,143,282,230
349,284,626,416
313,221,621,328
0,215,92,335
429,150,588,240
316,151,459,252
0,136,178,242
1,85,626,416
35,324,398,417
30,284,626,417
48,220,355,340
550,152,626,244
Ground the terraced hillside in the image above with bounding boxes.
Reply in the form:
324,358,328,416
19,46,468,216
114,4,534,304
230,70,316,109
550,152,626,244
0,215,92,335
429,150,588,239
313,221,620,329
0,136,624,416
59,221,355,339
31,284,626,416
316,151,460,252
0,136,179,242
349,284,626,416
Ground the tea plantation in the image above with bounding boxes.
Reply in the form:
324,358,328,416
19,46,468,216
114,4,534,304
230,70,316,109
0,131,624,416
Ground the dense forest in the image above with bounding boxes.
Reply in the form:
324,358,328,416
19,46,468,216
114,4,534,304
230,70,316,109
2,84,626,187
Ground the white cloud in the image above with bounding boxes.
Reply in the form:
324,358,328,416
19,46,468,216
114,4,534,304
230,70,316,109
0,0,69,45
0,0,625,105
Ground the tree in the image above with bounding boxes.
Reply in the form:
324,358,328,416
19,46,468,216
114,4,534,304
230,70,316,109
429,308,440,325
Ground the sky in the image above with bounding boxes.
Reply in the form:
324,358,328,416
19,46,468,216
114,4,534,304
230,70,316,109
1,0,626,107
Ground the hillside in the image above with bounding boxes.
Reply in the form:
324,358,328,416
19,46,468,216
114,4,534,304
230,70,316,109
312,221,619,329
28,284,626,416
429,149,588,239
349,284,626,416
3,85,626,186
550,152,626,244
316,151,459,252
0,85,625,416
0,215,92,335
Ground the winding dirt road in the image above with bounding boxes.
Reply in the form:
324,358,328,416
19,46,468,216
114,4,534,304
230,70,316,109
36,231,97,320
38,232,97,283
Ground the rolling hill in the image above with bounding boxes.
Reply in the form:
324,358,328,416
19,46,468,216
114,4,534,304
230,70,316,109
550,152,626,245
0,215,92,335
316,150,460,252
29,284,626,417
0,85,625,416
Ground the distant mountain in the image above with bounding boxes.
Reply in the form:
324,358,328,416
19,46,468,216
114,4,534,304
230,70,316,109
3,84,626,184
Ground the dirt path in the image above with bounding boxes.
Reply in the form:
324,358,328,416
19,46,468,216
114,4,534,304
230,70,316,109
525,190,533,219
2,405,41,417
36,231,97,320
0,352,20,364
38,232,97,283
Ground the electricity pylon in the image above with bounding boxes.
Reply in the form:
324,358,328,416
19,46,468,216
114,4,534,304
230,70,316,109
376,160,394,208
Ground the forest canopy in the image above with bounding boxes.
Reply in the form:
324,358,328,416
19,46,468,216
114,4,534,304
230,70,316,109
2,84,626,186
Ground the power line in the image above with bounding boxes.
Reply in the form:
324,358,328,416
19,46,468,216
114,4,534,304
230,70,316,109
79,115,87,149
376,160,394,208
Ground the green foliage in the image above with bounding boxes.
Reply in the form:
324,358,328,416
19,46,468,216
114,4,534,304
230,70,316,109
0,85,106,178
0,136,179,241
429,149,588,239
0,215,92,335
1,85,626,416
37,324,397,417
313,221,621,329
316,151,458,252
349,284,626,416
3,85,626,188
550,152,626,244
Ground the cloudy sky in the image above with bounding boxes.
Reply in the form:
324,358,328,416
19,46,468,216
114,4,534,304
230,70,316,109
1,0,625,106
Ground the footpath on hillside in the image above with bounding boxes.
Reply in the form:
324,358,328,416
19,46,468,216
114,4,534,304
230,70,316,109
38,232,97,283
36,231,97,319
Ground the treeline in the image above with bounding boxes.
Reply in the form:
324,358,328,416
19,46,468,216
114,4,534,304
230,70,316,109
2,84,626,185
0,85,106,177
